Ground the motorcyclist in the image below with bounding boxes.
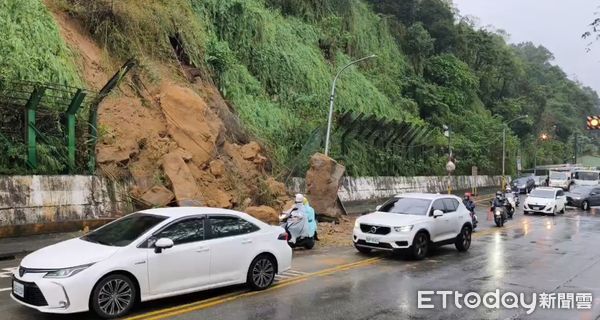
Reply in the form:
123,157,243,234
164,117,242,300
303,197,318,241
463,192,475,212
285,194,311,244
492,191,506,209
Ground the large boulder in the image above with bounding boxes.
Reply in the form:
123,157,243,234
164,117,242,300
140,185,174,207
306,153,346,219
162,152,203,206
245,206,278,224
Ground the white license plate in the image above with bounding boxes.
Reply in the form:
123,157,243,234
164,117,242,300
365,236,380,244
13,281,24,298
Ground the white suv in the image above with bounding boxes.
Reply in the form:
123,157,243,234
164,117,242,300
352,193,473,260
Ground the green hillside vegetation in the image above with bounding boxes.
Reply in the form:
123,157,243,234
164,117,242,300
0,0,80,85
4,0,599,176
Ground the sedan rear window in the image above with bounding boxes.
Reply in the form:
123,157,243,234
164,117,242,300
379,197,432,216
82,213,167,247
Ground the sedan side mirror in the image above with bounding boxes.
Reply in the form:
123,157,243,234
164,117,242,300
375,205,382,211
433,210,444,218
154,238,174,254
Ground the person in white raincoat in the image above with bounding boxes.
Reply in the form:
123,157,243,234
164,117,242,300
285,194,311,244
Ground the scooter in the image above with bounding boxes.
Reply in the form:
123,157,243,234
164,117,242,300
504,195,516,219
279,211,315,249
470,210,478,229
492,206,507,227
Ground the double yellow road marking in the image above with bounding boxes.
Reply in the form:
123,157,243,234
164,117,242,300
125,257,382,320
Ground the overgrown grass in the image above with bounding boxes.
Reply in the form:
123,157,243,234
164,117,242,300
0,0,80,85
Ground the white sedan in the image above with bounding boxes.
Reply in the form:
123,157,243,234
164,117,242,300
524,187,568,215
11,207,292,318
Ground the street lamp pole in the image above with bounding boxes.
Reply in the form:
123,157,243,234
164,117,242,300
324,54,377,156
502,115,528,189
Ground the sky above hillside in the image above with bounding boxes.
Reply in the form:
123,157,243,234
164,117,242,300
454,0,600,94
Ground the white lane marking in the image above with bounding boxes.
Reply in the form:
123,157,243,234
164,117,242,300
274,269,307,282
0,287,11,292
0,267,17,278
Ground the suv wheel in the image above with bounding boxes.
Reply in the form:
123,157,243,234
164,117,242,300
91,274,136,319
455,226,471,252
411,232,429,260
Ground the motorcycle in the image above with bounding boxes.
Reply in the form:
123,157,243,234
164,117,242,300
504,195,516,219
279,211,315,249
493,206,507,227
469,210,478,229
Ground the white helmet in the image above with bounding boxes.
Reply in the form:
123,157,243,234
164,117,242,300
295,193,304,203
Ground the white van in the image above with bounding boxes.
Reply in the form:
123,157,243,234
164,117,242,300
572,170,600,187
549,170,572,191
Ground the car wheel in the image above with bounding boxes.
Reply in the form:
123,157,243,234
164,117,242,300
455,226,471,252
411,232,429,260
582,201,590,211
247,254,276,291
560,207,565,214
91,274,136,319
354,245,372,254
304,238,315,250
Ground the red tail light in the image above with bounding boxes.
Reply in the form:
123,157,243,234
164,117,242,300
278,232,289,241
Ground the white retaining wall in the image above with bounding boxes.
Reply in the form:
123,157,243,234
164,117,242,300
287,175,503,202
0,175,132,226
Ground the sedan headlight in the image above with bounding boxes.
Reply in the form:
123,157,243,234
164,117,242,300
394,225,413,232
44,263,94,278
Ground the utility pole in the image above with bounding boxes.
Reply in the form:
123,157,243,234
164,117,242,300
324,54,376,156
574,132,578,164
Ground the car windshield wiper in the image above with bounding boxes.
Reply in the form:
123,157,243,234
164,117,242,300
82,236,111,246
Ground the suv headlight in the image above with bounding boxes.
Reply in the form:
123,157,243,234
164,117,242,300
394,225,413,232
354,220,360,229
44,263,94,278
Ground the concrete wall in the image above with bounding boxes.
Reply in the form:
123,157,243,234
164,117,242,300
287,175,503,202
0,175,132,227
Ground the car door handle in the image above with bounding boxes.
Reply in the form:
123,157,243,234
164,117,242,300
241,239,253,244
195,247,210,253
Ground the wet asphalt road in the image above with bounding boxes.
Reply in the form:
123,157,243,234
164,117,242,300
2,205,600,320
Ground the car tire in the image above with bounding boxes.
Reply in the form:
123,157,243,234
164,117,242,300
455,226,472,252
560,207,565,214
582,201,590,211
354,245,372,254
91,274,137,319
411,232,429,260
247,254,276,291
304,238,315,250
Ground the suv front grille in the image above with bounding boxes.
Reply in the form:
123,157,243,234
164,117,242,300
360,224,391,235
12,279,48,306
356,240,393,249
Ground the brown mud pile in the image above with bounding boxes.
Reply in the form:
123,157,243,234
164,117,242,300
46,5,289,222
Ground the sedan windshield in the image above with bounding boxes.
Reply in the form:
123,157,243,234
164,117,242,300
82,213,167,247
379,197,432,216
570,186,593,195
529,190,555,199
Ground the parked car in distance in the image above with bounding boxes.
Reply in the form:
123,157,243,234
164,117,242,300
511,175,536,193
352,193,473,260
566,185,600,210
572,170,600,187
12,207,292,319
524,187,567,215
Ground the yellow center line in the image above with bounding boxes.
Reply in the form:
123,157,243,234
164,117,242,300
124,257,382,320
